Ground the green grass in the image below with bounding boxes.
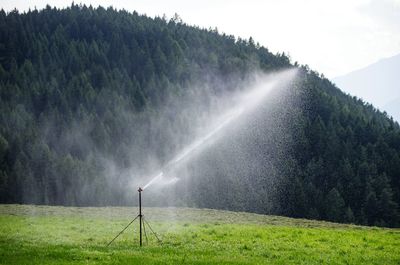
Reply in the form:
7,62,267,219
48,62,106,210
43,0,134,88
0,205,399,264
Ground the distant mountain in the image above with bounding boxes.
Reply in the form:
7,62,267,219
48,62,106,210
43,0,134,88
385,97,400,119
333,54,400,121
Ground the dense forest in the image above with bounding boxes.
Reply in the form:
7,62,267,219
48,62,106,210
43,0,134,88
0,5,399,227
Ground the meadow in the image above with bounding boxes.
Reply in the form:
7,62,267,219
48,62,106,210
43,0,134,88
0,204,399,264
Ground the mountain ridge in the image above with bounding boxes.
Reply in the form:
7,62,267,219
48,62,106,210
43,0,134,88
333,53,400,121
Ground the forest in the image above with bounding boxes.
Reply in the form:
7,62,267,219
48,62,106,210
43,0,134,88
0,4,399,227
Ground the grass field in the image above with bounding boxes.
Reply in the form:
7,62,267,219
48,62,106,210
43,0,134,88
0,204,399,264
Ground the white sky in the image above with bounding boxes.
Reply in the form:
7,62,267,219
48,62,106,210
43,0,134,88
1,0,400,78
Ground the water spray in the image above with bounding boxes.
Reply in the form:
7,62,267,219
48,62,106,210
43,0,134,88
140,69,297,191
107,69,298,246
141,107,244,191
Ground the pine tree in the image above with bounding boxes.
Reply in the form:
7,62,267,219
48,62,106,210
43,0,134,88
325,188,345,222
343,206,355,223
365,192,378,225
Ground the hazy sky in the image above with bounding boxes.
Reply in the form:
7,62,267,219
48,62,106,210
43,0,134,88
2,0,400,78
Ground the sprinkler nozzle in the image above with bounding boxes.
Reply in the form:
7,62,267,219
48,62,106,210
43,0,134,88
138,187,143,192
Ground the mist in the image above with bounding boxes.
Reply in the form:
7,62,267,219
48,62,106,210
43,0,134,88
95,68,300,212
11,63,302,216
140,69,297,188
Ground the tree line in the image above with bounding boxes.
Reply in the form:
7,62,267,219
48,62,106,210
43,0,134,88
0,4,398,227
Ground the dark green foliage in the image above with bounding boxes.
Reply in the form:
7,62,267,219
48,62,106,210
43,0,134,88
344,206,355,223
0,5,399,227
0,4,288,205
285,68,400,227
325,188,345,222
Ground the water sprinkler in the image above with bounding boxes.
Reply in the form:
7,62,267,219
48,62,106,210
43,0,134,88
107,187,161,247
138,187,143,246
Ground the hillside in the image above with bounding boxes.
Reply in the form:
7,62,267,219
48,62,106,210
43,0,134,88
0,5,399,227
333,53,400,121
1,204,399,264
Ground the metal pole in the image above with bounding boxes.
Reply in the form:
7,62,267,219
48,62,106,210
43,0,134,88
138,187,143,247
106,215,139,247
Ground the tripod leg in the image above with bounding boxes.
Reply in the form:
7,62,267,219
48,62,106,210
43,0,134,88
107,215,139,247
143,218,162,243
142,216,149,245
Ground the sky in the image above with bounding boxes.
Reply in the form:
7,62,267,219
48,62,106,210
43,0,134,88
1,0,400,78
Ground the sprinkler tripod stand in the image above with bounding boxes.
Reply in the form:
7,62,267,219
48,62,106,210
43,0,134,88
107,187,161,247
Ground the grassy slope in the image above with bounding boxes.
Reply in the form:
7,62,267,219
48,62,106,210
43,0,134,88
0,205,399,264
